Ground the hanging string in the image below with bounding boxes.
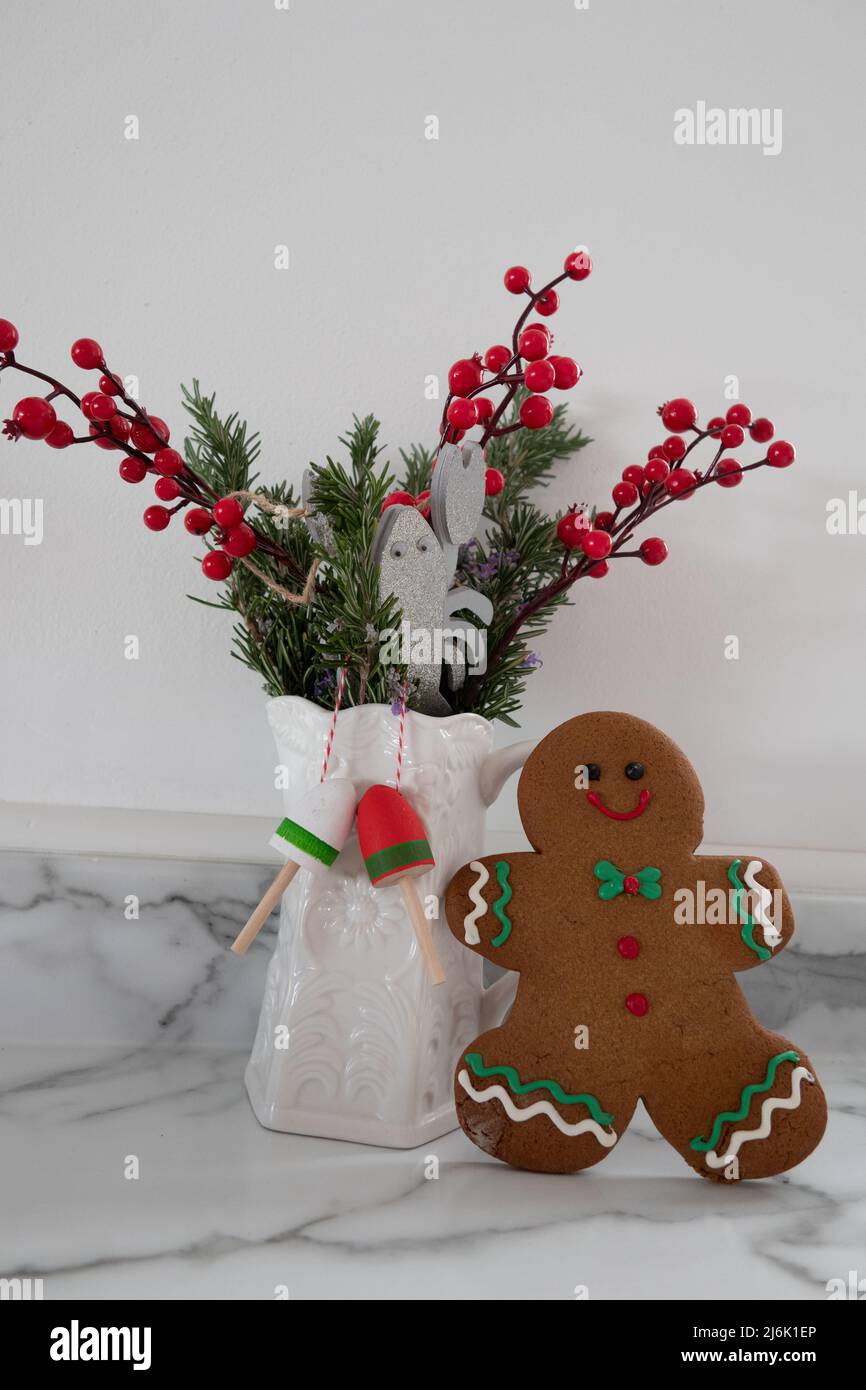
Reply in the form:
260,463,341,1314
394,679,408,791
320,665,348,782
221,492,319,606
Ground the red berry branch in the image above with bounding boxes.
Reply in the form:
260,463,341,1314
395,254,796,710
0,320,310,590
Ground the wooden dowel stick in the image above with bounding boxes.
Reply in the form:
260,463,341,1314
400,878,446,986
231,860,300,956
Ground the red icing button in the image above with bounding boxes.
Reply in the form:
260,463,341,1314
626,992,649,1016
623,874,640,895
617,935,641,959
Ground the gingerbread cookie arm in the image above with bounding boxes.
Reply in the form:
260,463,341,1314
445,852,537,969
695,854,794,970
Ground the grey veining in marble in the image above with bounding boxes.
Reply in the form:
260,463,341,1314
0,850,864,1300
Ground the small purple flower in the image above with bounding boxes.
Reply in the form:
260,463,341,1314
313,670,336,697
521,652,542,670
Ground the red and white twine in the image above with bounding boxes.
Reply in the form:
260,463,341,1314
320,666,347,782
394,680,408,791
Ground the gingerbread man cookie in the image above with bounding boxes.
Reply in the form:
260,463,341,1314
445,712,827,1181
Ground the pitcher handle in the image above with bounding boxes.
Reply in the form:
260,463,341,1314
480,970,519,1031
479,738,536,807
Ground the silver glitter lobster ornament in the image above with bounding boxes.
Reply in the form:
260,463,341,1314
369,441,493,715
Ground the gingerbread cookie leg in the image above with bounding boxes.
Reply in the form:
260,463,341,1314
643,1033,827,1183
454,1028,638,1174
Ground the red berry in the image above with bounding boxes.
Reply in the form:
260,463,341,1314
89,423,119,450
767,440,795,467
622,465,645,487
662,435,687,461
535,289,559,317
130,415,169,452
706,416,725,435
749,417,774,444
484,344,512,373
612,480,639,508
485,467,505,496
88,392,116,422
473,396,494,421
13,396,56,440
143,505,171,531
154,447,184,477
645,457,670,484
448,357,483,396
720,423,745,449
665,468,697,498
45,421,74,449
524,359,556,393
381,490,415,513
202,550,233,581
564,250,592,281
504,265,531,294
79,391,101,420
519,395,553,430
581,529,612,560
517,328,549,362
213,496,245,528
716,458,743,488
0,319,19,352
647,445,667,460
640,537,668,566
726,403,752,427
184,507,213,535
557,511,590,548
70,338,103,370
446,397,478,430
525,321,552,342
445,426,465,444
108,415,131,442
660,398,697,433
99,372,123,396
548,355,581,390
415,489,431,518
222,522,257,557
594,510,614,530
588,560,608,578
119,458,147,483
155,476,181,500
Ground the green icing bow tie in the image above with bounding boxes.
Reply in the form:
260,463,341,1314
594,860,662,901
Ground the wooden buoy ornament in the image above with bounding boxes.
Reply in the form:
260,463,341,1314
231,778,357,955
357,784,445,985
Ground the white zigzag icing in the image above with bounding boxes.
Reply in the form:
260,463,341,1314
457,1069,618,1147
743,859,783,949
463,861,489,944
704,1067,815,1168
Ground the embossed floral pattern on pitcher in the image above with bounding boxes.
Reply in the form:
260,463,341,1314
244,696,530,1147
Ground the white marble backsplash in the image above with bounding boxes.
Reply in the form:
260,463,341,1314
0,849,863,1300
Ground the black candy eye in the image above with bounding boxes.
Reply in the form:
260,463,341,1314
586,763,601,781
625,762,645,780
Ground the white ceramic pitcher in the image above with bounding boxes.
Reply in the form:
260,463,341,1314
244,695,533,1147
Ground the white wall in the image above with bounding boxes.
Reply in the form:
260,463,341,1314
2,0,865,854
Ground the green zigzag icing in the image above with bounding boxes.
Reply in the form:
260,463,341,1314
491,860,512,946
728,859,771,962
690,1050,801,1152
464,1052,614,1126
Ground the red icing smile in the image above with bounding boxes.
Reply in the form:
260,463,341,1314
587,789,651,821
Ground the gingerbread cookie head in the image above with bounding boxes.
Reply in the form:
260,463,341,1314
516,710,705,863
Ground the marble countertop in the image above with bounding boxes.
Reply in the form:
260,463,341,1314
1,850,864,1301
